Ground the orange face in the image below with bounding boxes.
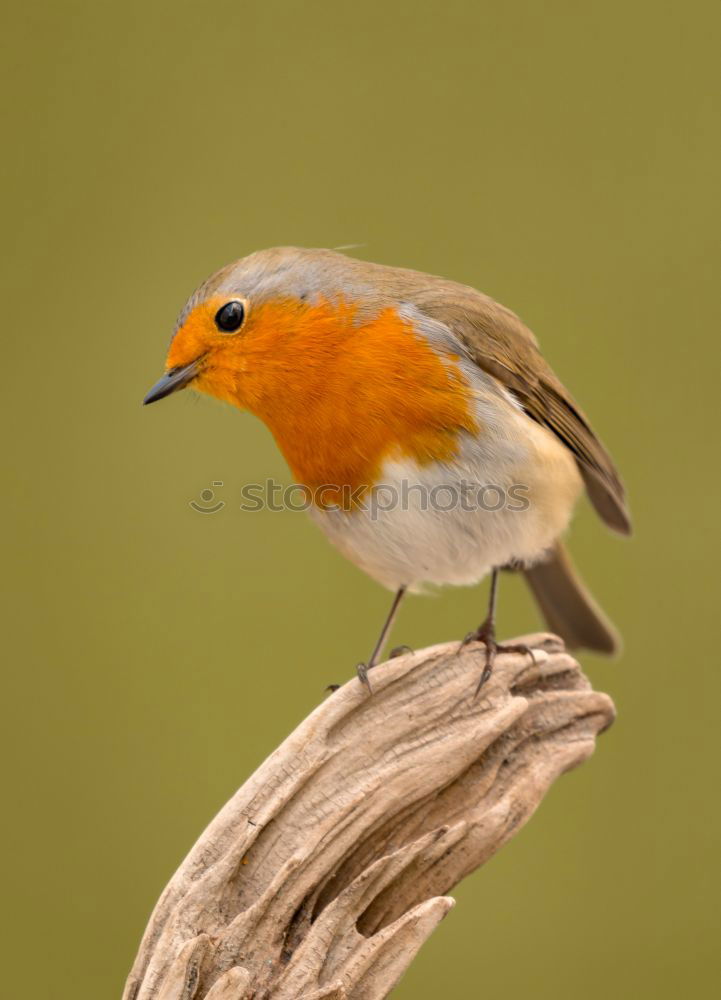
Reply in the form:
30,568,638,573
164,293,256,407
149,294,479,499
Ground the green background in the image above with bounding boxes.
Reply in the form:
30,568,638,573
3,2,719,997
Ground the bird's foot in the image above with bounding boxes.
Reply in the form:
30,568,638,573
328,651,407,697
330,643,413,697
327,664,373,694
355,661,373,694
358,643,413,691
459,620,537,695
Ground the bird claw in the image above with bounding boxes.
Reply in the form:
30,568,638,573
351,645,410,696
459,621,538,696
355,662,373,694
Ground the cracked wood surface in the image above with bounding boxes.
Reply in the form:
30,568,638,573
123,633,615,1000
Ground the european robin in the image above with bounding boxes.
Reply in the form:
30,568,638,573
144,247,630,692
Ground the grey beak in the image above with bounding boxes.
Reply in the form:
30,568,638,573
143,358,204,405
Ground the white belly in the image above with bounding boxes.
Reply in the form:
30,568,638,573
308,389,582,591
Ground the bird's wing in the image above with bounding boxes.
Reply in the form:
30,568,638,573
414,283,632,535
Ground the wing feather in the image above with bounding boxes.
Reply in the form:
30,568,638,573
413,284,631,535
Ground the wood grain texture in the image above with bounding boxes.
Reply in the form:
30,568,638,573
124,633,615,1000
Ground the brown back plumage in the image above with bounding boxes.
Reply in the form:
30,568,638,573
410,281,632,536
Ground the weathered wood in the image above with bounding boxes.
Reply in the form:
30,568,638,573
124,633,615,1000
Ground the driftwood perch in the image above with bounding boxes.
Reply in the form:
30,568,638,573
124,633,615,1000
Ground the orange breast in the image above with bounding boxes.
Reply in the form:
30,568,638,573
206,299,478,502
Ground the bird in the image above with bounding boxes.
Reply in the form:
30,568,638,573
144,247,631,692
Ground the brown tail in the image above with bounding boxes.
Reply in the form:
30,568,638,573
522,542,619,654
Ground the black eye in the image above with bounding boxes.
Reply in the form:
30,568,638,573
214,300,246,333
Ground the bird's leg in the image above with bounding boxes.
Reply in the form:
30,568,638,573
356,585,407,693
461,568,536,694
